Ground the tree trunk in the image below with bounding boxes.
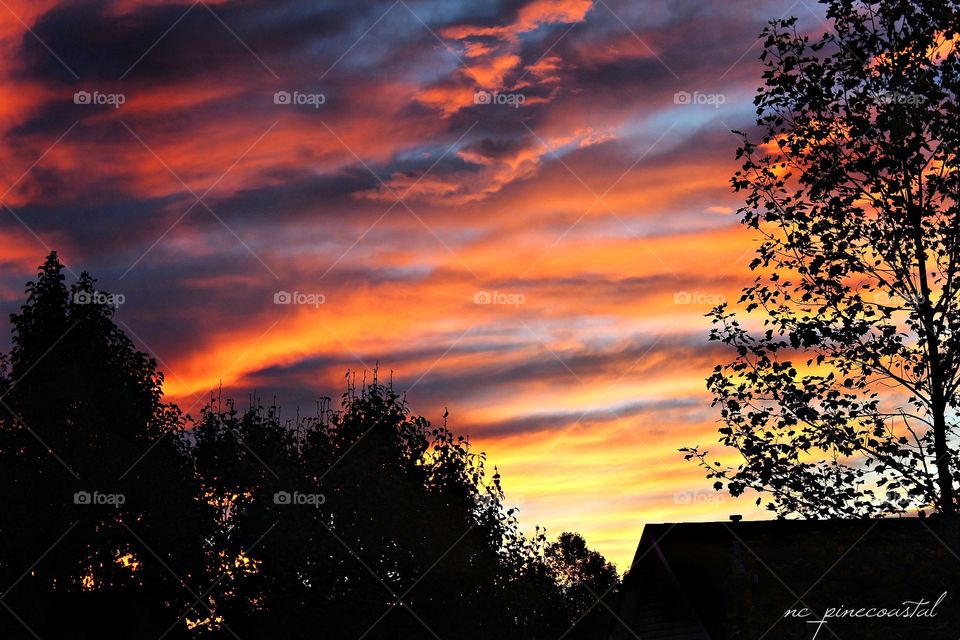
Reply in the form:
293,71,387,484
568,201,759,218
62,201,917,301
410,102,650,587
908,196,956,516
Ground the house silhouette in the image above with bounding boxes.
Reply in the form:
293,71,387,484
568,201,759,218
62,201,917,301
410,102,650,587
612,517,959,640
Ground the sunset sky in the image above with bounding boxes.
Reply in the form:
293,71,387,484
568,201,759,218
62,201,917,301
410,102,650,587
0,0,829,569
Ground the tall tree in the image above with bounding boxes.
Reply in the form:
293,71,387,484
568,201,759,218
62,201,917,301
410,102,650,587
0,254,205,638
684,1,960,518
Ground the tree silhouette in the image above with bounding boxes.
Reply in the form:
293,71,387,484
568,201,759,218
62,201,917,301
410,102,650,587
0,253,207,639
545,532,620,638
684,1,960,519
0,253,619,638
187,377,614,639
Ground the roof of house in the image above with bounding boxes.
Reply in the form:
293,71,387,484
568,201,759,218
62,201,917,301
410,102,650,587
611,518,960,640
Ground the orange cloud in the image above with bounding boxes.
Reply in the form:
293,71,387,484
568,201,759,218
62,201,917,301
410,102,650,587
0,0,788,571
416,0,593,116
442,0,593,40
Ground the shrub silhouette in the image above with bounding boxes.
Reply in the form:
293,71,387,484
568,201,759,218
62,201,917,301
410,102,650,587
0,253,619,639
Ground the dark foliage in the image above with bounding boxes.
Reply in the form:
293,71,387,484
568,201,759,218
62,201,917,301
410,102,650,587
0,253,619,639
684,0,960,518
